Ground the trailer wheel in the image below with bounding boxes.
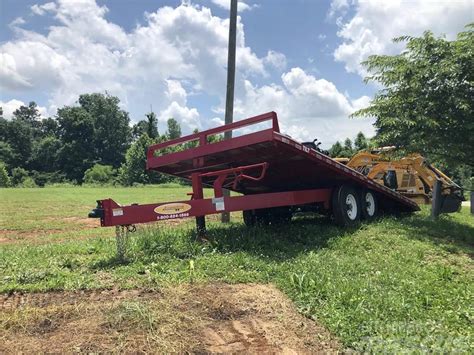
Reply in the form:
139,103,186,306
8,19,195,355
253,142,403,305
332,185,361,226
244,209,272,226
267,207,292,225
361,190,378,220
243,210,256,226
243,208,292,227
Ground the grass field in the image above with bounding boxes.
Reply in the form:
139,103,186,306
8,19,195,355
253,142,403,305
1,186,473,352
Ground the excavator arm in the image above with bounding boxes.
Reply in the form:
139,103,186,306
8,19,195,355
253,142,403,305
342,151,464,213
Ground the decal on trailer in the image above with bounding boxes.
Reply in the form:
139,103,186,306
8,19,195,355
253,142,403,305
154,203,192,215
212,197,225,211
112,208,124,216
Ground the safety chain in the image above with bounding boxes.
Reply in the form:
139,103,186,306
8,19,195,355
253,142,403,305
115,225,136,261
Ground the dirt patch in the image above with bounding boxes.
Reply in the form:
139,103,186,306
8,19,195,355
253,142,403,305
193,283,340,353
0,229,66,244
62,216,100,228
0,283,341,353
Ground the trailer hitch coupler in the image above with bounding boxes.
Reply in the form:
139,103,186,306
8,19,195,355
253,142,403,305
88,201,104,219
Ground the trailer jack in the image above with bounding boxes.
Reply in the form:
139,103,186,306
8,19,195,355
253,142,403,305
88,201,104,219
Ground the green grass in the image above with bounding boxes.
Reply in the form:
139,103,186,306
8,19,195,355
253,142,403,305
1,186,473,352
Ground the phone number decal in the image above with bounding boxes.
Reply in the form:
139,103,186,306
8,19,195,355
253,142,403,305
157,212,190,220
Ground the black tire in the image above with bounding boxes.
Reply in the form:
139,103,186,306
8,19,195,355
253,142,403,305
243,210,256,227
360,190,378,220
331,185,361,227
266,207,292,225
243,208,292,227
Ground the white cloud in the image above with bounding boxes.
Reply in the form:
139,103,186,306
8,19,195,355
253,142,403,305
31,2,57,15
327,0,351,19
210,117,225,126
165,80,188,106
159,80,201,131
1,0,268,132
159,101,201,132
0,99,48,120
0,52,33,90
0,99,26,120
1,0,375,144
234,67,375,146
263,50,287,71
9,17,26,28
210,0,257,12
333,0,473,76
351,95,371,112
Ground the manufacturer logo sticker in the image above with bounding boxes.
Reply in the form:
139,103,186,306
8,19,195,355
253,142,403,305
154,203,192,215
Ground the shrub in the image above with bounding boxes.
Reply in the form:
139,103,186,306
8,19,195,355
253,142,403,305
118,134,164,186
0,161,11,187
31,170,67,187
19,177,38,188
83,164,117,185
11,167,29,186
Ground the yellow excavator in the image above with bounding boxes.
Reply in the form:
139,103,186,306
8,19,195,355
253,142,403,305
335,149,464,213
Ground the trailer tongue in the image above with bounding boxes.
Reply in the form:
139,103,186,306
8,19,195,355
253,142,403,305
89,112,419,235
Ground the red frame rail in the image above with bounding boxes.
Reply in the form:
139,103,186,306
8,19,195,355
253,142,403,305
98,188,331,227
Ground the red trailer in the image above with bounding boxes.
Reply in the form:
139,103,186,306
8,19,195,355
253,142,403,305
89,112,419,236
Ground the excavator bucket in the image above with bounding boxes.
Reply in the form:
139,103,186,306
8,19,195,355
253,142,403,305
440,192,464,213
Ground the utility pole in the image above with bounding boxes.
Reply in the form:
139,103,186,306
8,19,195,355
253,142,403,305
221,0,238,223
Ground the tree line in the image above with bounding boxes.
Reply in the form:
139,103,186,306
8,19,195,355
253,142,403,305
0,93,186,187
327,132,370,158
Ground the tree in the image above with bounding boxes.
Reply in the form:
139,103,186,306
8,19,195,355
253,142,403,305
328,141,343,158
12,102,41,129
83,164,116,185
343,138,353,153
0,141,17,168
40,117,59,137
0,118,33,169
145,111,159,139
119,134,161,185
132,120,149,140
30,171,66,187
335,138,355,158
353,24,474,168
354,132,368,151
166,118,181,140
132,111,159,140
0,161,11,187
29,136,62,172
0,102,43,169
56,106,96,182
11,167,29,186
78,93,131,167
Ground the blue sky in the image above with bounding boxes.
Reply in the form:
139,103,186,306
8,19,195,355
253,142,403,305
1,0,472,145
